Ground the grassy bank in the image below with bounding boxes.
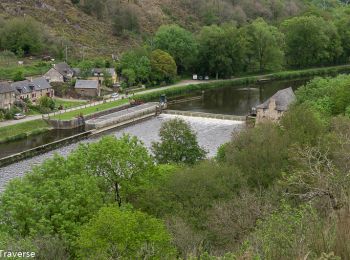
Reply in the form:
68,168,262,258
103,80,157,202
53,98,88,110
0,120,51,144
52,99,129,120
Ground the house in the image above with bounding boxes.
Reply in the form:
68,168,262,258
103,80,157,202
44,62,74,83
256,87,295,124
75,80,100,97
12,77,54,103
0,82,16,110
89,68,117,85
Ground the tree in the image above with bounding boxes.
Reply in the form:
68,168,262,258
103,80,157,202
153,24,197,73
72,135,154,207
0,155,105,244
152,118,207,165
197,24,246,79
76,206,176,259
38,96,55,111
150,49,177,84
12,70,24,82
112,5,139,36
121,69,136,87
0,17,44,55
120,48,151,84
243,18,284,71
281,16,342,68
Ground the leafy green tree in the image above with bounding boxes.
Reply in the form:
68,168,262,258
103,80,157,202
281,16,342,68
150,49,177,84
197,24,246,79
244,18,284,71
76,206,176,259
152,118,207,165
0,17,44,55
72,135,154,207
121,68,136,87
0,155,105,244
12,70,25,82
76,60,94,78
224,122,289,188
38,96,55,111
153,24,197,73
120,48,151,84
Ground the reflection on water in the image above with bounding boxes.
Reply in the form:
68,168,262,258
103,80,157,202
169,79,309,115
0,127,85,159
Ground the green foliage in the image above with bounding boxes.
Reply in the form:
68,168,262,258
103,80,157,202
153,24,197,73
152,118,207,165
121,68,136,87
243,18,285,71
281,16,342,68
296,74,350,116
224,123,289,188
71,135,154,206
38,96,55,112
76,206,176,259
0,17,44,55
0,155,106,245
120,48,151,84
196,24,246,79
150,49,177,84
112,5,139,36
12,70,24,82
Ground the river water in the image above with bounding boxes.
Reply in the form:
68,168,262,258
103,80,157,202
0,114,244,192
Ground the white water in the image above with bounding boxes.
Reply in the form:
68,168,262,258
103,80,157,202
0,115,244,192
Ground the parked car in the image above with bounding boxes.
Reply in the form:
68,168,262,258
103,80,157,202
198,76,203,80
193,74,198,80
14,113,26,120
205,76,210,80
111,93,119,99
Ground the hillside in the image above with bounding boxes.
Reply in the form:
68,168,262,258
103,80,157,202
0,0,307,59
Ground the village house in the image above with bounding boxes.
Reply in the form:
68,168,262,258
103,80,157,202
75,79,100,97
12,77,54,103
0,82,16,110
44,62,75,83
88,68,117,85
256,87,295,124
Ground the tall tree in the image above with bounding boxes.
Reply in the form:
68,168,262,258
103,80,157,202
150,49,177,84
244,18,284,71
281,15,342,68
153,24,197,73
197,24,246,79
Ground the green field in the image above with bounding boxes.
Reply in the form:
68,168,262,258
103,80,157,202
0,62,51,80
52,99,129,120
0,120,50,143
53,98,88,109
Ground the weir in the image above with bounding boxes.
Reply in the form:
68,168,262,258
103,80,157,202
163,110,246,121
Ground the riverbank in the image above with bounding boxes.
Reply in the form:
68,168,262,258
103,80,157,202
0,120,51,144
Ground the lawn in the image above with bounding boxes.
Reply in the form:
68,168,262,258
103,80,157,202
0,120,50,143
52,99,129,120
0,61,51,80
53,98,88,109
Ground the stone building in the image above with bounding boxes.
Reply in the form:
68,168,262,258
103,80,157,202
256,87,295,124
44,62,75,83
75,79,100,97
0,82,16,110
12,77,54,103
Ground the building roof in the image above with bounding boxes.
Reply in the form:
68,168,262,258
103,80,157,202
256,87,296,111
75,80,99,89
54,62,74,77
91,68,116,76
11,77,52,94
0,82,15,94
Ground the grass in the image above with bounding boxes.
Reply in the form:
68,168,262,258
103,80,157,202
0,61,51,80
52,99,129,120
53,98,88,109
0,120,50,144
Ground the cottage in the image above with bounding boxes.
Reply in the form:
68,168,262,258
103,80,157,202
256,87,295,124
0,82,16,110
88,68,117,85
75,80,100,97
44,62,75,83
12,77,54,103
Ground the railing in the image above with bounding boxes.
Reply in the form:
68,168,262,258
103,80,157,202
42,97,123,120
